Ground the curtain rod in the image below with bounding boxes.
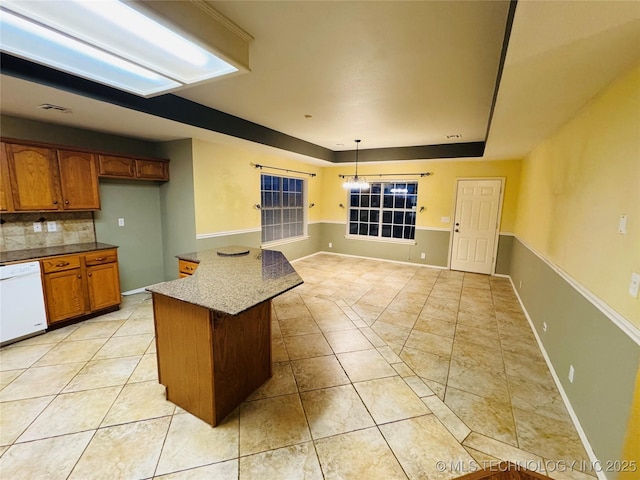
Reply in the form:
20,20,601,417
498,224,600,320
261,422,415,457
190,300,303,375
251,163,316,177
338,172,433,179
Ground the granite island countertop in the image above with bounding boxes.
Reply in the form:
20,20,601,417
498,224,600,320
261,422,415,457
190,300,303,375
0,242,119,265
146,246,303,315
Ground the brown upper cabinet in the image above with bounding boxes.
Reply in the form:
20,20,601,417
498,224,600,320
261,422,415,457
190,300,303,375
0,142,15,212
4,142,100,212
99,155,169,181
57,150,101,210
98,155,134,177
1,139,169,213
5,143,64,211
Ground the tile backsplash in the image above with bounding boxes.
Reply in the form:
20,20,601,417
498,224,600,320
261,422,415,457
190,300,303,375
0,212,96,252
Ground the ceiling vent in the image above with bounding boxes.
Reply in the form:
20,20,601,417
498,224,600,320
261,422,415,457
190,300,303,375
37,104,73,113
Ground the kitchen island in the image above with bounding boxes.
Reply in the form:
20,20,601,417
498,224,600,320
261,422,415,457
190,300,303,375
147,246,303,426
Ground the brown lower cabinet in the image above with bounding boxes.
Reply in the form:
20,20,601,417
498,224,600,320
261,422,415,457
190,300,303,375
41,249,121,325
178,259,199,278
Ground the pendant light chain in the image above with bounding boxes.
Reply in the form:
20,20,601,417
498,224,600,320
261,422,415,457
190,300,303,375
342,139,369,190
354,139,360,178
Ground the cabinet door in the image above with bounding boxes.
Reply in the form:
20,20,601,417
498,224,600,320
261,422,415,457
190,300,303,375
5,143,61,211
87,262,121,311
0,142,14,212
136,159,168,180
57,150,101,210
43,268,87,323
98,155,134,178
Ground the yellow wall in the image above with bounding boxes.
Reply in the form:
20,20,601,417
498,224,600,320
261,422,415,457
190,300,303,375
193,139,522,237
321,159,521,231
514,63,640,326
192,139,325,235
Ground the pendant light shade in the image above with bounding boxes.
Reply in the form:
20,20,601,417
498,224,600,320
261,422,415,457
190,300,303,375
342,139,369,190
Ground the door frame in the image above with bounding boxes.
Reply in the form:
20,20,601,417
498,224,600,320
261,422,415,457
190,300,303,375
447,177,505,275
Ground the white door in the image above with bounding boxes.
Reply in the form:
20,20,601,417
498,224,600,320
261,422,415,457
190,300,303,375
450,179,502,275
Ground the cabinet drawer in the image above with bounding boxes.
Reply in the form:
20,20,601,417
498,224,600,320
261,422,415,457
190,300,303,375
41,255,81,273
179,259,199,275
85,249,118,266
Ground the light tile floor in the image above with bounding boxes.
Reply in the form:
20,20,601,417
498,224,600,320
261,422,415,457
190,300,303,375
0,253,595,479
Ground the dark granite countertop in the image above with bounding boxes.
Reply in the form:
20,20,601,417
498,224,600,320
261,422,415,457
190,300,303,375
147,246,303,316
0,242,118,265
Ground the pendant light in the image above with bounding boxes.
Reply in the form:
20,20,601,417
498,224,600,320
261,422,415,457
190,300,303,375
342,139,369,190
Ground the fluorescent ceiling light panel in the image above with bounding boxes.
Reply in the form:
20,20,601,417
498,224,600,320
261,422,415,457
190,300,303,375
0,0,239,97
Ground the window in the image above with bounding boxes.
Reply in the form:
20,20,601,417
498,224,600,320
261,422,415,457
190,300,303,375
347,181,418,241
261,174,305,243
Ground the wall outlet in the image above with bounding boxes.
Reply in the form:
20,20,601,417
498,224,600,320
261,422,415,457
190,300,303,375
328,242,332,248
568,365,575,383
441,216,451,223
618,214,628,234
629,272,640,298
47,221,57,232
118,217,125,227
518,280,522,290
420,253,426,259
542,322,547,332
33,222,42,233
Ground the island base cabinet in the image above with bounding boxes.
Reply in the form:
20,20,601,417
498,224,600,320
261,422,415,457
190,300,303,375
152,293,272,427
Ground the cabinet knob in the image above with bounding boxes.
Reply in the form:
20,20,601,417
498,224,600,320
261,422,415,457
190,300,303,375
96,257,105,261
77,275,81,279
64,200,69,205
53,200,58,205
88,273,92,277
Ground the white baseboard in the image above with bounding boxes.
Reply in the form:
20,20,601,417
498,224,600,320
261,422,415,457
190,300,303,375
121,287,149,296
311,250,448,269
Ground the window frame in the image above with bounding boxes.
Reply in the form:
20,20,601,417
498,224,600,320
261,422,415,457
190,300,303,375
344,180,419,245
260,173,308,247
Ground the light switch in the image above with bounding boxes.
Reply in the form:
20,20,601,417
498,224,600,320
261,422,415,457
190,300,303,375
618,215,628,234
47,221,57,232
118,217,125,227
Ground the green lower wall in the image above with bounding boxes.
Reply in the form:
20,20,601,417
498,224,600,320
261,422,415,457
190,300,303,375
509,237,639,469
94,181,164,292
319,223,450,266
495,234,514,275
193,223,323,272
317,223,513,271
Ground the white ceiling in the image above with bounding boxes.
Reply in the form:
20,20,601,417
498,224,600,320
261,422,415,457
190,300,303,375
1,0,639,163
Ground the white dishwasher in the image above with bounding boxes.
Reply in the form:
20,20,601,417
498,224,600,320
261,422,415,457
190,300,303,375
0,261,47,345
